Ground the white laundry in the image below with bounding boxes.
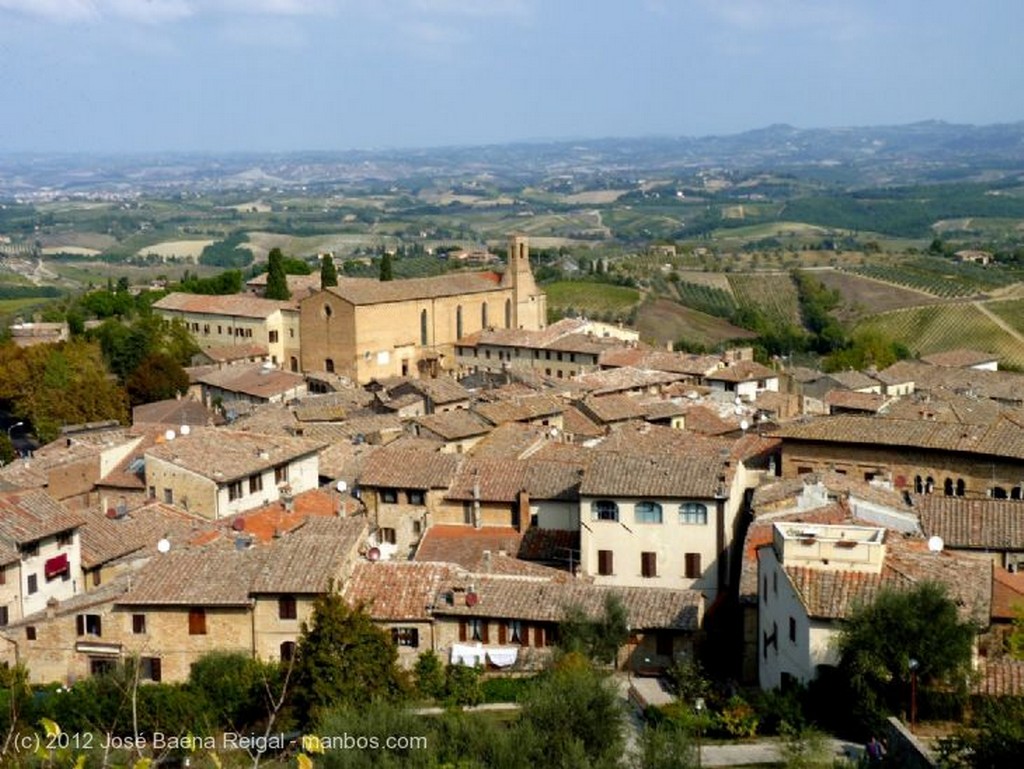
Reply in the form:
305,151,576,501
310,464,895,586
486,648,519,668
450,643,486,667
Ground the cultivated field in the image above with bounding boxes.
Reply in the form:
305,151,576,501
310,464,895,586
727,272,802,326
136,240,215,259
856,303,1024,368
812,268,944,323
543,281,640,319
984,298,1024,336
635,298,756,349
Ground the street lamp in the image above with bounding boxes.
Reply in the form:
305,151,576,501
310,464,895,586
908,658,920,733
6,421,23,439
695,697,705,769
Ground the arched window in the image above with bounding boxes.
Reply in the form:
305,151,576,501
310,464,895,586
481,302,489,329
634,501,663,524
280,641,296,662
914,475,923,494
322,303,333,319
325,358,334,373
1012,487,1022,501
925,476,935,494
504,298,512,329
420,309,428,346
992,486,1008,499
679,502,709,525
944,478,954,496
592,500,619,522
956,479,966,497
290,356,298,373
456,305,463,339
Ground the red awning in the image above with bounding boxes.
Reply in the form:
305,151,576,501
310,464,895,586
44,553,69,579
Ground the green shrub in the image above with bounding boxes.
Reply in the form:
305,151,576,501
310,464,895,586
716,695,759,739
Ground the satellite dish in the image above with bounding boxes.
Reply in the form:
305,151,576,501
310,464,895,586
164,429,176,441
336,480,348,493
740,419,749,432
734,396,742,405
367,547,381,562
465,591,479,607
156,538,171,554
927,536,945,553
734,406,744,415
180,424,191,436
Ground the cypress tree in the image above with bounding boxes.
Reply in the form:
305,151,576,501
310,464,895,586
320,253,338,288
265,248,291,300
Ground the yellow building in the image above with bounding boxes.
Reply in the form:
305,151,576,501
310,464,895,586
300,235,546,383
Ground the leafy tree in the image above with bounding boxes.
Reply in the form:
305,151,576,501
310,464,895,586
558,593,629,665
443,663,483,707
938,697,1024,769
0,433,14,465
265,247,291,300
291,593,407,726
413,650,446,700
634,721,696,769
126,351,190,406
379,252,394,282
836,581,977,733
320,253,339,288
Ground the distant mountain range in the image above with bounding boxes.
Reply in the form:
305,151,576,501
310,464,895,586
2,121,1023,196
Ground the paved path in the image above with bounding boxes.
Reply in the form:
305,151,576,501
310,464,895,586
701,738,860,767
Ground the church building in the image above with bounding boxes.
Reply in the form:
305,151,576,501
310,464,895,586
299,235,547,383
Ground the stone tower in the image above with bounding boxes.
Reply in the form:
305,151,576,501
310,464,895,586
501,234,547,330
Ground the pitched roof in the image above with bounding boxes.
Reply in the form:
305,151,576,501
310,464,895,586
413,525,564,579
414,409,493,441
473,394,565,426
249,517,366,594
574,367,688,396
824,390,889,413
922,348,999,368
194,344,270,363
195,364,306,400
434,578,703,630
145,428,323,484
975,659,1024,697
917,496,1024,551
132,397,224,428
358,446,459,489
322,272,503,306
78,501,217,569
580,450,724,499
344,561,460,620
705,360,777,383
153,291,295,317
467,422,551,459
0,489,86,546
991,568,1024,620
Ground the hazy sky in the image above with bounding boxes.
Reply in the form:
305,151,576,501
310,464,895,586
1,0,1021,153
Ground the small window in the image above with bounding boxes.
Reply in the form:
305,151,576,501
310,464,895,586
228,481,244,501
592,500,619,522
274,465,289,485
140,657,162,682
279,596,297,620
789,617,797,644
656,632,673,657
76,614,102,637
27,574,38,595
684,553,702,579
21,541,39,558
163,488,173,505
679,502,708,525
280,641,297,662
188,608,207,636
391,627,420,647
598,549,614,576
57,531,73,547
148,486,155,499
635,501,663,524
379,528,397,545
0,567,4,586
26,626,36,641
0,607,7,626
325,358,335,373
132,614,146,634
469,619,484,642
380,489,398,504
406,490,425,506
92,570,101,587
641,551,657,578
249,474,263,494
507,620,524,645
269,330,279,344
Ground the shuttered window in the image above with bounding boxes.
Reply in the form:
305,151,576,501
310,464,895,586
188,608,207,636
598,549,614,576
641,552,657,578
684,553,702,579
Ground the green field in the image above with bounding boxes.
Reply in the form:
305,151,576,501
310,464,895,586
986,298,1024,335
543,280,641,318
727,272,802,326
0,296,53,321
636,298,756,349
856,303,1024,368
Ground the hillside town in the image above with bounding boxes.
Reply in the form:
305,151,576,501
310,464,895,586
2,235,1023,741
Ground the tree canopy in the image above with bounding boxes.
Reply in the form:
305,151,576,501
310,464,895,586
265,247,292,300
320,253,339,288
379,252,394,282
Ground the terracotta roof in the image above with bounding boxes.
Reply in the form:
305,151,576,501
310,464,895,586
922,348,999,368
473,394,565,426
145,428,323,484
975,659,1024,697
706,360,777,383
195,344,270,363
358,446,459,489
196,364,306,400
599,348,721,377
560,404,606,439
413,525,556,575
917,497,1024,551
220,488,345,543
772,414,1024,461
824,390,889,413
322,272,503,306
434,578,703,630
576,394,648,425
824,370,881,391
518,527,580,561
445,456,583,503
878,360,1024,403
247,272,321,298
132,397,223,428
392,377,472,405
581,449,724,499
78,502,217,569
118,548,259,606
574,367,687,396
681,404,737,436
249,516,366,594
468,422,551,459
153,291,295,317
0,489,86,546
414,409,493,441
344,561,460,620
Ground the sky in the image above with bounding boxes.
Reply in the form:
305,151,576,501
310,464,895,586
0,0,1021,153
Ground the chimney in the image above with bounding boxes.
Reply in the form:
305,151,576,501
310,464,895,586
482,550,492,574
516,489,530,533
472,469,482,529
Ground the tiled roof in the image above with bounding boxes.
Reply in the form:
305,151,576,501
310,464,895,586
220,488,345,543
991,568,1024,620
878,360,1024,403
0,489,86,546
576,394,648,424
706,360,776,383
414,525,548,574
358,446,459,489
599,348,721,377
195,344,270,363
560,404,606,438
434,578,703,630
681,405,737,436
771,414,1024,461
249,517,366,594
580,449,724,499
975,659,1024,697
153,291,295,317
824,370,881,391
132,397,223,427
445,456,583,503
344,561,460,620
322,272,503,306
824,390,889,412
574,367,687,396
78,501,217,568
145,428,323,484
473,394,565,426
922,348,999,368
196,365,306,400
414,409,493,441
468,422,551,459
119,548,259,606
394,377,472,405
517,528,580,561
917,497,1024,550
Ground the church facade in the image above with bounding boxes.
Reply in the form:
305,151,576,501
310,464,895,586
299,235,547,383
